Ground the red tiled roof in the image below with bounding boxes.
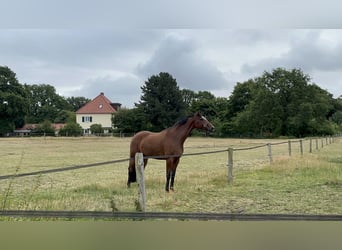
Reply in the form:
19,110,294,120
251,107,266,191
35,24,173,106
21,124,38,130
52,123,66,130
16,123,66,131
76,92,118,114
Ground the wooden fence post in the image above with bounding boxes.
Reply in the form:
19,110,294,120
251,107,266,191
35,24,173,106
135,152,146,212
315,138,318,150
299,140,303,156
267,143,273,164
288,140,291,157
309,138,312,153
227,148,233,184
321,138,324,148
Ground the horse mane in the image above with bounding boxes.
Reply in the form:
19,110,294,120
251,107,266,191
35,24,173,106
173,116,191,127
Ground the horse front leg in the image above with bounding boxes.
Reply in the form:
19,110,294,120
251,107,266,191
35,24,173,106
165,158,174,192
165,169,171,192
170,158,179,191
170,169,177,191
165,158,180,192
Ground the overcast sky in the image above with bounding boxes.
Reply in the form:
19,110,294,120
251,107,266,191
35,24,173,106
1,1,342,108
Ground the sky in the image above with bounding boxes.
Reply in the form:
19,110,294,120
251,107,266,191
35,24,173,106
1,1,342,108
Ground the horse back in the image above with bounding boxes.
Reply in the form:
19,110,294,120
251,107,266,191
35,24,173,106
130,130,168,157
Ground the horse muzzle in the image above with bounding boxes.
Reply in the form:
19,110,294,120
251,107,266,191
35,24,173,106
206,125,215,133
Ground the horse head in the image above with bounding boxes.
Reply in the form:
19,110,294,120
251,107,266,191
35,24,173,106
193,112,215,132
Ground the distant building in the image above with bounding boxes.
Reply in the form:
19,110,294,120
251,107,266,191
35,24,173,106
76,92,121,135
13,123,66,136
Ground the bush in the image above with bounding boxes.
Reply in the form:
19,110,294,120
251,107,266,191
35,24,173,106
90,124,104,135
59,122,83,136
32,120,55,136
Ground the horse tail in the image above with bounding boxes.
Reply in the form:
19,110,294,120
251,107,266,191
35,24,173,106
127,135,139,187
127,131,150,187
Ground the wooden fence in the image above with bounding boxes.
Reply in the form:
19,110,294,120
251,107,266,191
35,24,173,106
227,136,337,184
0,134,340,218
136,135,340,211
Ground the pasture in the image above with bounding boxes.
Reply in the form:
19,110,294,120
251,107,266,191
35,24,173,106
0,136,341,216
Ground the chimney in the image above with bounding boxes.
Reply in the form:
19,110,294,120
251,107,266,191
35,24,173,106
111,103,122,111
100,92,104,96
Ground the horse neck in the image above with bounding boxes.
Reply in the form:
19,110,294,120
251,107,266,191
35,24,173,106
170,117,195,144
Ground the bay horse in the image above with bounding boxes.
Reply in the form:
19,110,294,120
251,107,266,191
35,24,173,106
127,112,215,192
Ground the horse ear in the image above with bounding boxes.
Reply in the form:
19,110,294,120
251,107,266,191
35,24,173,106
195,111,202,117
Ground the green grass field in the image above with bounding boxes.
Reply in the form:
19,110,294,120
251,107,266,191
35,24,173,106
0,136,341,216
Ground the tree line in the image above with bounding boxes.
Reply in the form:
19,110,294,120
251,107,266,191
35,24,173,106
1,66,342,137
0,66,90,135
113,70,342,137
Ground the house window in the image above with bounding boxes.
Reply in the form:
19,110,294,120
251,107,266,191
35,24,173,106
82,116,93,123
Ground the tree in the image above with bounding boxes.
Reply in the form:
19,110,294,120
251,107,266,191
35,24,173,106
228,68,336,137
190,91,219,117
112,108,150,133
54,110,76,123
135,72,186,131
274,69,312,135
25,84,72,123
227,80,255,119
180,88,197,111
331,111,342,125
0,66,29,135
66,96,91,111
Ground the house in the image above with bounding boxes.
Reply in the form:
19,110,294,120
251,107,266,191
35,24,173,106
76,92,121,135
13,124,35,136
13,123,66,136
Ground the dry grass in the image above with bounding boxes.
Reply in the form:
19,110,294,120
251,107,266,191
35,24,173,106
0,136,341,215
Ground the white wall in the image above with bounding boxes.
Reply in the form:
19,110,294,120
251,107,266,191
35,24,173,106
76,113,113,133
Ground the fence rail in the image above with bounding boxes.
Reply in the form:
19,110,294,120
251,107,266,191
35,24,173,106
1,210,341,221
0,158,129,180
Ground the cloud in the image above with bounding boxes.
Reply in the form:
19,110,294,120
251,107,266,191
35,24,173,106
136,34,229,93
3,0,342,29
237,30,342,97
0,29,164,107
69,73,142,108
0,30,161,69
1,28,341,109
241,30,342,74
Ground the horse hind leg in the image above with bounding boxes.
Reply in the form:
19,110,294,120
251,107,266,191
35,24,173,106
127,155,148,188
143,158,148,169
127,158,136,188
